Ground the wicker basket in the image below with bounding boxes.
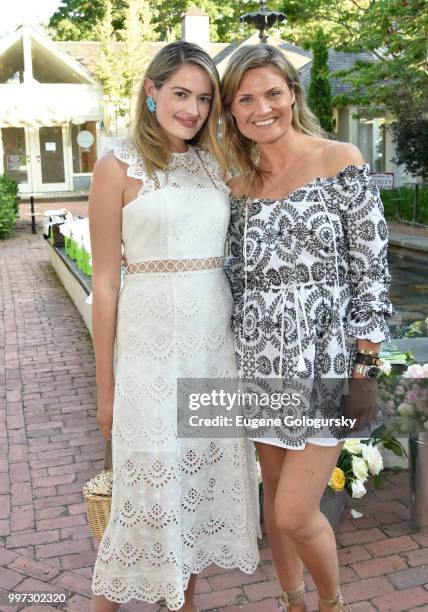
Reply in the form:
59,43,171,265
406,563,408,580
83,468,112,540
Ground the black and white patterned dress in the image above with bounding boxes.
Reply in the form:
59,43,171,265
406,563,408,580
225,164,394,449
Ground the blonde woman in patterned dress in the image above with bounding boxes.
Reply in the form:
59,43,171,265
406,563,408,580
221,45,393,612
88,41,260,612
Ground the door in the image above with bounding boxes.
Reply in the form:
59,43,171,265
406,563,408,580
1,127,33,194
33,126,69,192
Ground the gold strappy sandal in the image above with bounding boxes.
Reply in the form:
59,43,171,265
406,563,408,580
318,589,351,611
280,582,307,611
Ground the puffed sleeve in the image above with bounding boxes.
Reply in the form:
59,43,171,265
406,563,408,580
224,196,246,311
338,164,394,342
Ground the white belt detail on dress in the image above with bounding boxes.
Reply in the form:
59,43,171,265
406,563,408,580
125,256,223,273
275,285,310,374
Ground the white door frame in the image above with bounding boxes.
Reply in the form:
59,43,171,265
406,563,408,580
30,124,71,192
0,126,34,194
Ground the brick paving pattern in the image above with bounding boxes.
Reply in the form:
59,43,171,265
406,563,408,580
0,227,428,611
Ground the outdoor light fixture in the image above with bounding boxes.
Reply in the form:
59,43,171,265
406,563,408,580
240,1,286,43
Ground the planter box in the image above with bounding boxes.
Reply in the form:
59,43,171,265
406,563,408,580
48,242,92,334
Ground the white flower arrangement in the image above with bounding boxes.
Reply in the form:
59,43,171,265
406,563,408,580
382,362,428,434
329,439,385,498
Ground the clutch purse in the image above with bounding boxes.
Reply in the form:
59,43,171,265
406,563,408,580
83,441,113,540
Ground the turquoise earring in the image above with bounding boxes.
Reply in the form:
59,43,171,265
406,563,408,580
146,96,157,112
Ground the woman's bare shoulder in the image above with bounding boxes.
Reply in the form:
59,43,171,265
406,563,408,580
93,150,128,179
319,140,365,175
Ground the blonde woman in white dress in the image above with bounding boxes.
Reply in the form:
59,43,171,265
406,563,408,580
89,41,260,612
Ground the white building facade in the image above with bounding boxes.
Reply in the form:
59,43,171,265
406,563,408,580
0,24,102,194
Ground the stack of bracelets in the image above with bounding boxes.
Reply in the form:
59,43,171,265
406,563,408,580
353,348,384,379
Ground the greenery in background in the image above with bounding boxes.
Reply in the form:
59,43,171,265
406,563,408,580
0,175,19,239
48,0,126,41
390,111,428,180
307,28,333,133
381,186,428,226
388,318,428,340
94,0,156,128
48,0,262,42
281,0,427,177
49,0,427,178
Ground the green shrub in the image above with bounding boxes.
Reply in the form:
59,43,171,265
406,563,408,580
0,174,19,238
381,186,428,225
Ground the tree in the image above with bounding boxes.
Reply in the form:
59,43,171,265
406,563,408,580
279,0,428,118
49,0,126,40
391,108,428,179
120,0,157,106
307,29,333,133
279,0,371,49
48,0,262,43
94,0,156,132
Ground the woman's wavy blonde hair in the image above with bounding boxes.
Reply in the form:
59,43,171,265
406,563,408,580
133,41,225,176
221,44,323,191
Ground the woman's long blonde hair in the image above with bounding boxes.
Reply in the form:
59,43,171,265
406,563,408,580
133,41,225,176
221,44,323,191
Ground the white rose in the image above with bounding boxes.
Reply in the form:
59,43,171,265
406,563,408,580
352,456,369,482
343,439,363,455
380,360,392,375
361,443,383,476
351,479,367,499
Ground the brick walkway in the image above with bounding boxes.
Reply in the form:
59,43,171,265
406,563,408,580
1,229,428,611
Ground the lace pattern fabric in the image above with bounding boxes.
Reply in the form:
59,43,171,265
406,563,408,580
125,256,223,274
113,138,230,196
92,140,261,609
225,164,394,449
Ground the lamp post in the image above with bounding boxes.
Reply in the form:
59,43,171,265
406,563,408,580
240,1,286,43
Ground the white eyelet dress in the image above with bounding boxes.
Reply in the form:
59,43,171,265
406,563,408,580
225,165,395,450
91,140,261,609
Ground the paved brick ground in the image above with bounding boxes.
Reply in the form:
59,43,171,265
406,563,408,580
1,227,428,611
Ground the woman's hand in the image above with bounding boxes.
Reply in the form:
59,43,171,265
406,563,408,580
97,389,114,441
343,373,379,432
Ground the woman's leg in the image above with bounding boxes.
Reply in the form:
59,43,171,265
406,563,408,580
90,595,120,612
255,442,306,611
274,442,345,611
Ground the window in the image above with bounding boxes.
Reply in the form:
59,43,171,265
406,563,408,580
0,39,24,83
358,117,385,172
71,122,97,173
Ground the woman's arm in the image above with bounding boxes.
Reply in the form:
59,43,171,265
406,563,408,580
88,153,125,439
325,143,393,365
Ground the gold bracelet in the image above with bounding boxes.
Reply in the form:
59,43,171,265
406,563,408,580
358,348,380,357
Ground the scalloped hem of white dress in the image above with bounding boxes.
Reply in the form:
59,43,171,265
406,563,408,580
92,553,260,610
